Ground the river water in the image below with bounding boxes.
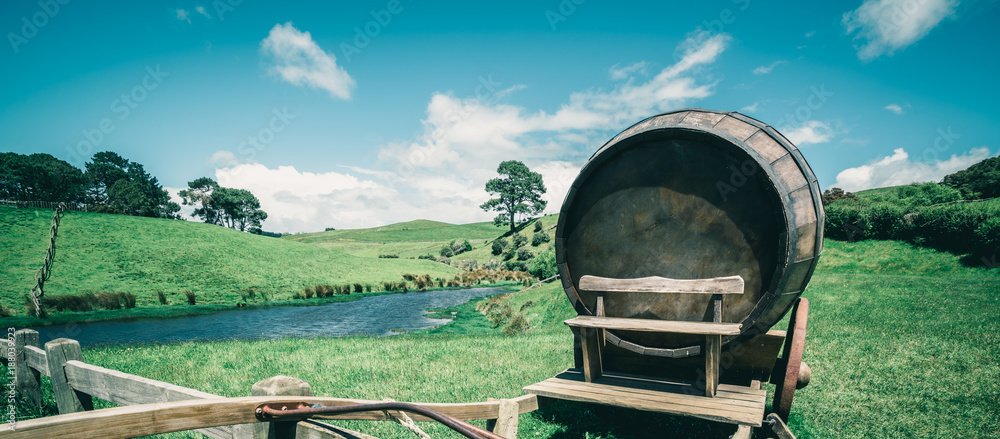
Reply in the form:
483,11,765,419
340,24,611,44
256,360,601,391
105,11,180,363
28,287,504,347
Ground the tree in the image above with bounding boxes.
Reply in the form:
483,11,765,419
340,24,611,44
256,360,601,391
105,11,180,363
83,152,179,218
211,187,268,232
0,152,85,202
179,177,222,225
942,156,1000,199
480,160,547,233
821,187,857,206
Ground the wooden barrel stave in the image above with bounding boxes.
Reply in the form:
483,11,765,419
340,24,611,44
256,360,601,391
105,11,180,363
557,108,824,359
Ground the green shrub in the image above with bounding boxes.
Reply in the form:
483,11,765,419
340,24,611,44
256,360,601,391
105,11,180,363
437,256,451,265
0,306,11,318
156,290,168,305
897,182,962,207
96,292,121,310
450,239,472,255
491,238,508,256
975,218,1000,257
527,246,557,279
365,284,372,292
378,254,399,258
824,203,870,241
183,290,196,305
504,313,530,336
417,254,435,260
512,233,527,249
516,247,534,261
440,246,454,257
482,259,503,270
864,202,906,240
292,291,305,300
505,260,527,271
122,292,136,309
534,220,543,232
459,259,478,270
304,287,314,299
353,283,363,293
531,231,550,246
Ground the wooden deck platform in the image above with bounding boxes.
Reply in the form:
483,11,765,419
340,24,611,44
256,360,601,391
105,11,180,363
523,369,767,427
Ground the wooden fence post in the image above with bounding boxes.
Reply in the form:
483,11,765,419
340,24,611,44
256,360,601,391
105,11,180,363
252,375,312,439
13,330,42,407
44,338,93,414
485,398,519,439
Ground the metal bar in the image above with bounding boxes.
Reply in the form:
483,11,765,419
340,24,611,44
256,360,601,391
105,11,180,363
256,401,505,439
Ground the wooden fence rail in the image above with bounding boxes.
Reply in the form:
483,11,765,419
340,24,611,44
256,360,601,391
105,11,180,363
8,329,530,439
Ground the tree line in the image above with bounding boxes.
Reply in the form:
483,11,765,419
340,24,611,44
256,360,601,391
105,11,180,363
0,151,267,233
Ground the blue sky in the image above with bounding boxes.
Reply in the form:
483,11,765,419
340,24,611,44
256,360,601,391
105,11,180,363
1,0,997,232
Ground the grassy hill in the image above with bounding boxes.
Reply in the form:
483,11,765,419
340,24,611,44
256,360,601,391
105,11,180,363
283,214,561,263
0,205,460,316
5,238,990,438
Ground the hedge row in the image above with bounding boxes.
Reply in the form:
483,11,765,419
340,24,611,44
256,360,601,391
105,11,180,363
825,201,1000,258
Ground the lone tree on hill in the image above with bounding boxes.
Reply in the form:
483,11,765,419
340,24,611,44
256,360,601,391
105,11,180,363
179,177,268,233
480,160,547,234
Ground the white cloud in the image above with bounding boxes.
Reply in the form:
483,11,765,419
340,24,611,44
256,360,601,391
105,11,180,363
609,61,647,80
741,102,759,113
752,60,785,75
833,146,994,191
843,0,957,60
884,103,904,114
784,120,835,145
196,6,210,18
259,22,356,100
176,9,191,24
214,31,731,232
207,150,239,167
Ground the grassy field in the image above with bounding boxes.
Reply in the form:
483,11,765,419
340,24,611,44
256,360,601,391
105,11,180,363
0,205,459,319
283,214,560,262
5,238,998,438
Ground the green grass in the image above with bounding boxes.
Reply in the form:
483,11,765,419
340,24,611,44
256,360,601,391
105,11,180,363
282,214,560,262
0,206,459,319
4,208,998,437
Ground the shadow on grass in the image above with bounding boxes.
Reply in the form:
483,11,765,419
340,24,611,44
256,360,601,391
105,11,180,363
532,399,744,439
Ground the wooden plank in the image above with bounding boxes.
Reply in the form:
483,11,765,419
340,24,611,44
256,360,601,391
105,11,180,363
0,395,539,439
23,346,48,376
573,327,602,382
45,339,93,415
584,371,765,403
523,376,764,426
13,330,42,407
730,380,762,439
492,399,518,439
705,334,721,397
566,316,742,335
540,370,765,407
296,420,379,439
63,361,241,438
579,275,744,295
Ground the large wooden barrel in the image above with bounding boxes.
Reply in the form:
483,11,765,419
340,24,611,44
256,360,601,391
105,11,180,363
556,108,824,358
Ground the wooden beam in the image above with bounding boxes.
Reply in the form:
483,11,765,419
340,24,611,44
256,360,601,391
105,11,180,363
23,346,48,376
579,275,744,295
572,327,602,382
44,339,93,415
13,330,41,408
0,395,541,439
705,334,721,397
565,316,741,335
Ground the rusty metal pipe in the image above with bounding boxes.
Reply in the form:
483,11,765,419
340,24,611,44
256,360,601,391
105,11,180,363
255,401,505,439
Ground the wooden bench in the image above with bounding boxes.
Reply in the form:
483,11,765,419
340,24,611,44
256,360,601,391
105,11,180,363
567,274,744,397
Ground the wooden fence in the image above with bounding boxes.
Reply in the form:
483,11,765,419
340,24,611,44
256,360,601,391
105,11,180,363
0,200,89,212
8,330,533,439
